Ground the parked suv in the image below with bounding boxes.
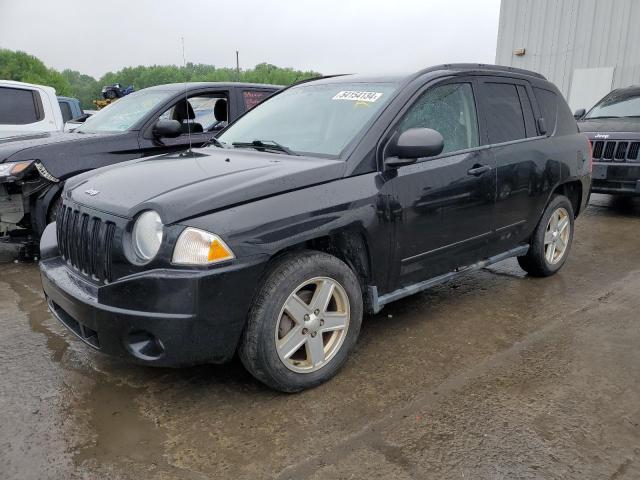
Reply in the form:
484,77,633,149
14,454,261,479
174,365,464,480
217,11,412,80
575,86,640,195
40,65,591,392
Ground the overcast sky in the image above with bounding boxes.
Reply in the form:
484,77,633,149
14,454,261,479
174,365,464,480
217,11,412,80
0,0,501,78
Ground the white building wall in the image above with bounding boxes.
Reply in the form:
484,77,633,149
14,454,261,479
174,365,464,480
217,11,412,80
496,0,640,109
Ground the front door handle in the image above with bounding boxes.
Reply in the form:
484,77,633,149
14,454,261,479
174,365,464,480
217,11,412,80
467,164,492,176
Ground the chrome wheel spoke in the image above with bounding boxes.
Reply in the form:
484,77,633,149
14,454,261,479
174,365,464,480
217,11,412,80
306,334,326,367
320,312,348,332
546,243,556,263
310,279,334,312
284,294,310,325
544,229,554,245
277,326,306,359
558,217,569,234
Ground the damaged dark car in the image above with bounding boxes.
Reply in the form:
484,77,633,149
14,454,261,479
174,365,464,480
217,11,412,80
0,82,279,256
40,64,591,392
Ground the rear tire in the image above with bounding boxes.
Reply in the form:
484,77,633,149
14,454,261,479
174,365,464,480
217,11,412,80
518,194,574,277
239,251,363,392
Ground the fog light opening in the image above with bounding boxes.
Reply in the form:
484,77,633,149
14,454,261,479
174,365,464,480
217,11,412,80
127,330,165,360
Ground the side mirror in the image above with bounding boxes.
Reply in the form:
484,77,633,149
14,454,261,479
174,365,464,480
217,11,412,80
385,128,444,168
152,119,182,139
573,108,586,120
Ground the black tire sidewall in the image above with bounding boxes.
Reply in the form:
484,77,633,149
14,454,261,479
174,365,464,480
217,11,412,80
240,252,363,392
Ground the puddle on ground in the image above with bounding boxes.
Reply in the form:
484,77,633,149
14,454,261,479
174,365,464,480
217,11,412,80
75,379,168,466
4,266,70,362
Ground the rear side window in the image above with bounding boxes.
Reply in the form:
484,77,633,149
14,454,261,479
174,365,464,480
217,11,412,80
483,83,526,143
243,90,273,110
59,101,73,122
0,87,44,125
398,83,479,155
533,87,558,134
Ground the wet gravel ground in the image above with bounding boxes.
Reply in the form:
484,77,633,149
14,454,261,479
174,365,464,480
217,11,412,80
1,193,640,480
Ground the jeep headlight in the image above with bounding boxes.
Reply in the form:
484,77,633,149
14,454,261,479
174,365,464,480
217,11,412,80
0,161,33,177
132,210,163,261
172,227,235,265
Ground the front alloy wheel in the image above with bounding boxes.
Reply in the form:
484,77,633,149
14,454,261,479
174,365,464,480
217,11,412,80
239,251,363,392
276,277,350,373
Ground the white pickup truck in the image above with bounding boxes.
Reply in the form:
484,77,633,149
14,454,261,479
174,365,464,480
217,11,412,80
0,80,65,138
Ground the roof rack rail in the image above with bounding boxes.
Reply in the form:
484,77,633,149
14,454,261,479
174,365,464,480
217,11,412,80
411,63,547,81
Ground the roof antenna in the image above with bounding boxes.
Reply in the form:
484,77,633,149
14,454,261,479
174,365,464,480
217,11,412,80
181,36,193,154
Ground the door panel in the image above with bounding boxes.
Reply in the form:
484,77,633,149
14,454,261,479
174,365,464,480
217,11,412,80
386,79,496,288
476,78,553,256
390,148,496,286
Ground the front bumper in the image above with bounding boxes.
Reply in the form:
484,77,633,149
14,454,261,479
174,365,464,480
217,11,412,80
39,225,268,366
591,162,640,195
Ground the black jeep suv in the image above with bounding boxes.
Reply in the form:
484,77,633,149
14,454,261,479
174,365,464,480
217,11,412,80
575,86,640,195
40,64,591,392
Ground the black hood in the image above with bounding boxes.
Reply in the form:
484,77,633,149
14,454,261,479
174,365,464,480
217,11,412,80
578,117,640,135
65,148,346,224
0,131,136,179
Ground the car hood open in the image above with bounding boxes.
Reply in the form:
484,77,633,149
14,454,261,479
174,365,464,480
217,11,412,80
65,147,346,224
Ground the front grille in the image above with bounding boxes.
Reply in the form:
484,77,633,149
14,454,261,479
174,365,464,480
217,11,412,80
56,204,116,283
590,140,640,162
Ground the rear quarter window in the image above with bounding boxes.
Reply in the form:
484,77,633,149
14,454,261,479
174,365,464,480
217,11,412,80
0,86,44,125
59,101,73,122
533,87,558,134
243,90,274,111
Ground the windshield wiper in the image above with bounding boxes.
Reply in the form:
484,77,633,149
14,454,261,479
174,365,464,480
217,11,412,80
586,115,623,119
232,140,298,156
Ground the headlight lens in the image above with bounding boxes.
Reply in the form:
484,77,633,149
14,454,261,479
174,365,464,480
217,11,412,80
132,210,163,261
0,161,33,177
172,227,235,265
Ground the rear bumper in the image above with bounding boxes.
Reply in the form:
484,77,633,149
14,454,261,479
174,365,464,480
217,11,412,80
591,162,640,195
40,235,268,367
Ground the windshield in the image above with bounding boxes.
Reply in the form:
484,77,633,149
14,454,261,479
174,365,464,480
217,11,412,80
586,89,640,119
218,82,398,157
77,90,174,133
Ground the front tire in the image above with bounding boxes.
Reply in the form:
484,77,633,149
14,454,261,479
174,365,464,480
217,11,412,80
239,251,363,392
518,194,574,277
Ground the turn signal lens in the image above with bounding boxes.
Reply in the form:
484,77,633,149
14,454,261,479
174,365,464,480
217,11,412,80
0,160,33,177
172,227,235,265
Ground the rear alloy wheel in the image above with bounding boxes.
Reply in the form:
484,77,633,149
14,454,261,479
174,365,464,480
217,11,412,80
239,251,362,392
518,194,574,277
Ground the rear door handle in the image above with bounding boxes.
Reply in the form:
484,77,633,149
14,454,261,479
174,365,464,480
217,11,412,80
467,164,492,176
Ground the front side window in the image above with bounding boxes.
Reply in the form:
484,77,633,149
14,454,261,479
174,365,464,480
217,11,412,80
159,95,228,133
218,82,398,157
77,89,174,134
0,87,42,125
399,83,479,154
585,89,640,119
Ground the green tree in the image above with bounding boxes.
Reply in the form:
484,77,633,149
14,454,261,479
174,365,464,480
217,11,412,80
1,48,321,110
0,49,72,96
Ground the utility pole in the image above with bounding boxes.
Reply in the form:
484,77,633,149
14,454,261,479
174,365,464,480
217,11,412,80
236,51,240,81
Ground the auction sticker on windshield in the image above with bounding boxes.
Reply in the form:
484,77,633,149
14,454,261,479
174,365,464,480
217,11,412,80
332,91,383,102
